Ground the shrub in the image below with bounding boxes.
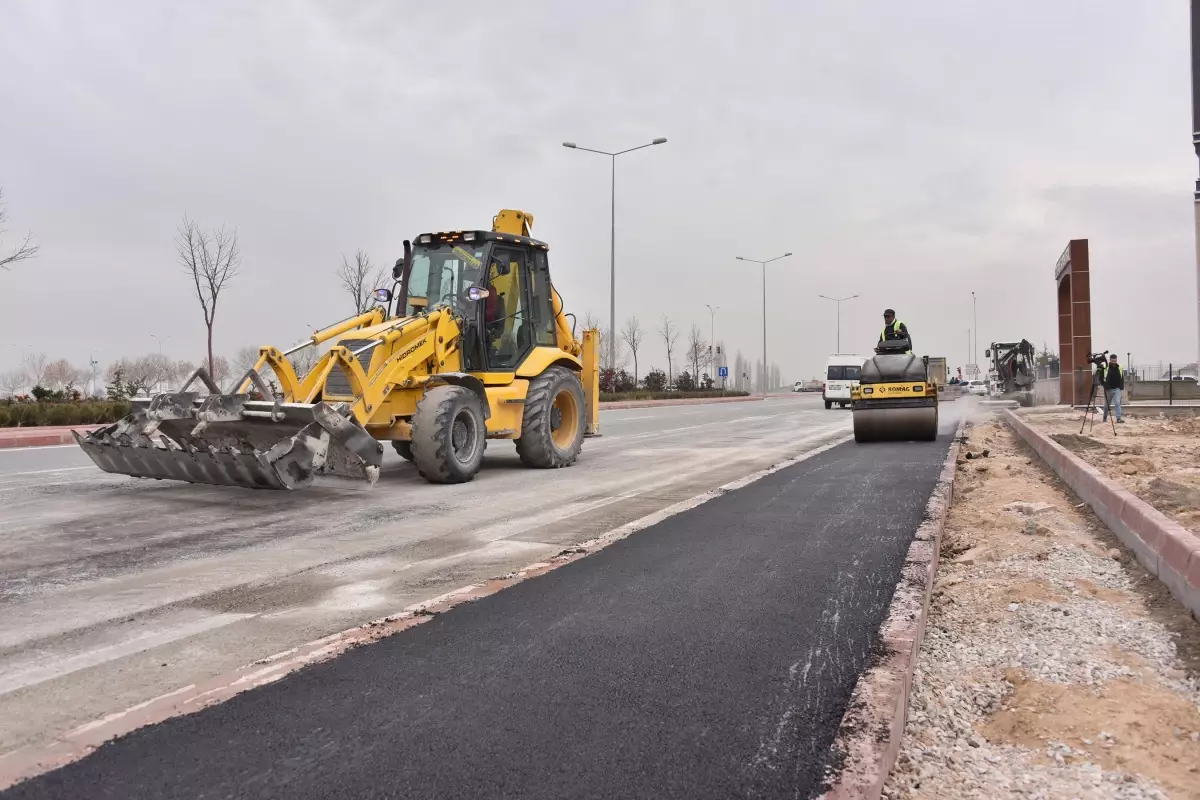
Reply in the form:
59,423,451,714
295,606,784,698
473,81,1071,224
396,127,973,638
642,369,667,392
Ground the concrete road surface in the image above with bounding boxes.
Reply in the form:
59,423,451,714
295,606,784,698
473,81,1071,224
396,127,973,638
0,395,851,757
2,402,958,800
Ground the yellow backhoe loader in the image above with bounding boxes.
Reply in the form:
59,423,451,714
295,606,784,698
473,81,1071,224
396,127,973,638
75,210,601,490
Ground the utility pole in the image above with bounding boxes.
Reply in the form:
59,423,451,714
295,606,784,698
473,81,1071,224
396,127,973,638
563,137,668,370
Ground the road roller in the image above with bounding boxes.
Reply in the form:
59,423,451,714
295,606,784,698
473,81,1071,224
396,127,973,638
851,338,939,443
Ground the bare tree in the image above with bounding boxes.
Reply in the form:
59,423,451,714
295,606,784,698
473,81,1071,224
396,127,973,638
176,215,241,379
289,345,320,378
657,316,679,386
336,249,387,314
686,323,708,382
233,345,262,374
22,352,49,388
621,317,644,384
583,312,624,370
210,355,232,388
43,359,84,390
170,359,196,387
0,189,38,271
0,368,27,397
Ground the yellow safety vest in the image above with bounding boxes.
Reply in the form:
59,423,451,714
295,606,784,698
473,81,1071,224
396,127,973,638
880,320,906,340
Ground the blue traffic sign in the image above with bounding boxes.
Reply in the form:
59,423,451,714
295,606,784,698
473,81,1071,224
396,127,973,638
718,366,729,378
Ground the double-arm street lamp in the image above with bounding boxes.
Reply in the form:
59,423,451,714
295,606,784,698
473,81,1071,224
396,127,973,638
562,137,668,369
736,253,792,393
818,294,859,353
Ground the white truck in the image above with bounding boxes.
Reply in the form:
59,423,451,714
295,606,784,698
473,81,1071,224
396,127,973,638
823,354,866,409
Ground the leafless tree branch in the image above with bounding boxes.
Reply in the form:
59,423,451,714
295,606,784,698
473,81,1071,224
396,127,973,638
621,317,644,384
176,215,241,378
336,250,387,314
0,189,39,271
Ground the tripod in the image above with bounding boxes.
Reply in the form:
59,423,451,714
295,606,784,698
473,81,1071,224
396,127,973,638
1079,370,1117,436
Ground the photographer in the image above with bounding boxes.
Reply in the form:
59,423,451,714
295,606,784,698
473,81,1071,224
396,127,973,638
1103,353,1125,423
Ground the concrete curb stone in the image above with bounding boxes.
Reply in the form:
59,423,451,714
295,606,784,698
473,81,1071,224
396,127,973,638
0,425,102,449
817,421,964,800
1004,409,1200,621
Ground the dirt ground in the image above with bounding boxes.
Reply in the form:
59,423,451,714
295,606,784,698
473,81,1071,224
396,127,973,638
884,418,1200,799
1026,411,1200,538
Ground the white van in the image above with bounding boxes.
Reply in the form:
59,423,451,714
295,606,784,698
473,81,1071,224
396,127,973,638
824,354,866,409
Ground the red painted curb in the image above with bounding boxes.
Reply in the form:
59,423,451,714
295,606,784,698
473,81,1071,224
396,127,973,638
598,395,762,410
1003,409,1200,622
0,425,102,449
817,420,965,799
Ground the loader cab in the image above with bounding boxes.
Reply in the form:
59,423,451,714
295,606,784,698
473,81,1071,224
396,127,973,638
402,232,558,376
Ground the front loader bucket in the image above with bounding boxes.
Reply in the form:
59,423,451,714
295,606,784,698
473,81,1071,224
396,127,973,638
75,375,383,490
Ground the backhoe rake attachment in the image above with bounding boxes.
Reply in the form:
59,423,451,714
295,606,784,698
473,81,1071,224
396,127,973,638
74,367,383,490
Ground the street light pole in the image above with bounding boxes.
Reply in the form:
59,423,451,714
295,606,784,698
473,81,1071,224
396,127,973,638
705,303,719,385
563,137,668,371
971,291,978,369
736,253,793,394
818,294,859,353
1192,0,1200,364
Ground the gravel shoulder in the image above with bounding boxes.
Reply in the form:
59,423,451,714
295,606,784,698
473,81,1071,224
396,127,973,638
884,418,1200,799
1024,411,1200,540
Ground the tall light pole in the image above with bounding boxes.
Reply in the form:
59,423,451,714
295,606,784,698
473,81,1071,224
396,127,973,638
818,294,859,353
971,291,978,369
736,253,793,394
151,334,163,356
562,136,668,370
1192,0,1200,363
705,304,719,386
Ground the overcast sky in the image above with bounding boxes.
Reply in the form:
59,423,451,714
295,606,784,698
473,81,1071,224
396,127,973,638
1,0,1196,383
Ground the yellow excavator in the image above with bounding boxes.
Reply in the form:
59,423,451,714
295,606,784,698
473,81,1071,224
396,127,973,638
75,210,601,489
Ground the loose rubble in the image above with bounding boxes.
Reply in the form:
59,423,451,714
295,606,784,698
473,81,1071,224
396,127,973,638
884,419,1200,799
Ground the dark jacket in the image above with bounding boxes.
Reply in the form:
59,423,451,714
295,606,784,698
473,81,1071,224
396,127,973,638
1104,363,1124,391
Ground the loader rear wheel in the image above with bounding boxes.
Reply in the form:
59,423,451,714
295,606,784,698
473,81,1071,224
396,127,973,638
516,366,584,469
391,441,414,462
411,385,486,484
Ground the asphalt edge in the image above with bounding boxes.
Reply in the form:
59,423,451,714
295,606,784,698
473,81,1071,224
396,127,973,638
816,419,966,800
1003,409,1200,621
0,427,854,791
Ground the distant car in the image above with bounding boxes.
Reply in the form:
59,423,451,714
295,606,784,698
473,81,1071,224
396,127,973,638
793,381,804,392
966,380,987,396
1170,375,1197,382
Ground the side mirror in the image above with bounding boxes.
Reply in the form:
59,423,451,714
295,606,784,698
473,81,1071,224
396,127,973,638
392,258,404,280
466,286,491,302
984,349,991,358
374,288,392,303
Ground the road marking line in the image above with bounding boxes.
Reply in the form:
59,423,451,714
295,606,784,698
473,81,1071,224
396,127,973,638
0,444,81,451
0,466,94,482
0,613,256,696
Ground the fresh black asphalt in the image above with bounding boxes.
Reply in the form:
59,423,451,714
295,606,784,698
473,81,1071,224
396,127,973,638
7,432,952,800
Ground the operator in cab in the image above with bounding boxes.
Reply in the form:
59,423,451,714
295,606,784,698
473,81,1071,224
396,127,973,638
879,309,911,352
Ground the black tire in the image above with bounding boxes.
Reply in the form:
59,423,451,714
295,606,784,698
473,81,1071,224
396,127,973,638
391,440,413,461
410,385,486,484
824,399,832,409
515,366,585,469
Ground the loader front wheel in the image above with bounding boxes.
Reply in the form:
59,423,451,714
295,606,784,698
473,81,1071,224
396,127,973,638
516,366,585,469
411,385,486,484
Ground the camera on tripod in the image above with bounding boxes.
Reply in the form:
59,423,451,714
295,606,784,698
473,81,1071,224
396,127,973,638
1087,351,1109,370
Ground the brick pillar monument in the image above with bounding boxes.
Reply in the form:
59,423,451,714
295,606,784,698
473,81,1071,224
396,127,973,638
1055,240,1092,406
